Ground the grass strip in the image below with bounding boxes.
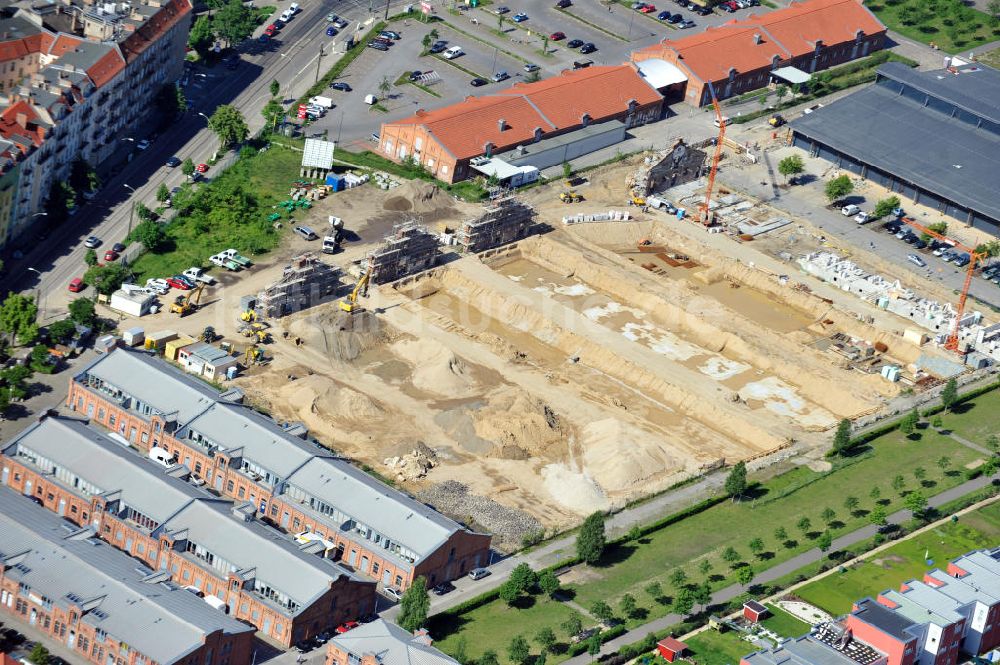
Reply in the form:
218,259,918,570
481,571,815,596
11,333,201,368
298,21,388,104
431,52,488,79
439,18,530,63
555,7,628,40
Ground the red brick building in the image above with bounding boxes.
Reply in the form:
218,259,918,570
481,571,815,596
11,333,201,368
377,64,663,183
0,487,255,665
631,0,886,106
326,619,458,665
1,415,378,648
64,349,491,593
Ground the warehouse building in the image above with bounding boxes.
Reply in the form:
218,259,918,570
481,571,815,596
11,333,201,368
326,619,459,665
65,349,492,591
0,488,255,665
790,59,1000,235
631,0,886,106
1,415,378,648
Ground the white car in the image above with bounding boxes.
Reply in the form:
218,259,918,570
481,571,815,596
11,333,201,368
907,254,927,268
136,139,151,150
841,204,860,216
854,211,870,224
383,587,403,601
443,46,464,59
145,278,169,294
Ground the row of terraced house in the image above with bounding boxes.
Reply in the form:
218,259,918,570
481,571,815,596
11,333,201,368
0,348,491,661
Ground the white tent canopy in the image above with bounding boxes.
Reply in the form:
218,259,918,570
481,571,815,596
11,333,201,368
635,59,688,88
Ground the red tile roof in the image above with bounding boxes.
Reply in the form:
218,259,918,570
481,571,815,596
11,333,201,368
386,65,661,160
119,0,192,63
47,33,86,58
0,100,46,147
0,31,55,63
2,654,18,665
633,0,885,82
87,47,127,88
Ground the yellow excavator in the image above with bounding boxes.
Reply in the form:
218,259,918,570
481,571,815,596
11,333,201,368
171,284,205,316
244,344,265,366
339,270,371,314
560,190,583,204
240,309,257,322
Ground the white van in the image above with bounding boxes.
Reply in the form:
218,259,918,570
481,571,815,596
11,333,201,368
148,446,176,468
289,2,300,12
443,46,464,59
841,204,860,216
280,9,293,21
713,116,730,128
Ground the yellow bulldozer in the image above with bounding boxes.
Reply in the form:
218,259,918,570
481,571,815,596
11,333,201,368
339,270,371,314
560,190,583,204
170,284,205,317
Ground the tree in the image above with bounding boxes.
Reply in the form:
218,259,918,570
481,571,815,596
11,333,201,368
562,613,583,638
31,344,55,373
541,34,550,54
590,600,614,623
989,434,1000,451
797,516,812,534
208,104,249,147
941,378,958,412
831,418,852,455
873,196,901,220
645,581,663,601
721,546,740,563
84,248,98,267
576,511,606,564
989,0,1000,24
498,12,506,30
47,318,76,344
725,461,747,500
698,559,713,577
132,220,168,252
870,486,882,502
825,174,853,203
627,525,642,542
525,69,541,83
669,569,687,589
182,158,196,178
46,179,76,223
748,537,765,557
586,633,602,659
262,98,284,130
499,580,519,606
509,563,537,594
913,466,927,483
270,79,281,98
28,643,50,665
844,496,860,514
619,593,637,618
0,293,39,345
937,456,952,472
156,183,170,203
904,491,928,517
777,155,805,184
535,627,557,654
736,565,754,587
869,506,888,526
397,577,430,631
892,474,906,495
821,507,837,524
508,635,530,665
174,84,187,115
899,409,918,436
774,526,788,542
135,202,154,223
479,651,499,665
673,588,694,616
422,32,433,51
378,75,392,96
68,298,96,326
817,530,833,552
775,84,789,101
216,0,257,45
538,570,560,597
188,15,215,56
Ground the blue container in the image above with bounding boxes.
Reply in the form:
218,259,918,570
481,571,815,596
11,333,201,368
325,174,345,191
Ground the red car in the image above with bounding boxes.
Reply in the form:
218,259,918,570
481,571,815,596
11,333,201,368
639,3,656,11
549,31,566,40
195,163,209,173
104,249,119,262
68,277,85,293
166,277,192,290
265,23,279,34
336,622,359,634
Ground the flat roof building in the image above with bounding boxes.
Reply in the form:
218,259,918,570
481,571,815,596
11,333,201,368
790,59,1000,236
326,619,459,665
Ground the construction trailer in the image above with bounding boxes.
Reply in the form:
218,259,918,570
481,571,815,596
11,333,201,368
255,253,341,319
456,188,536,254
367,221,440,285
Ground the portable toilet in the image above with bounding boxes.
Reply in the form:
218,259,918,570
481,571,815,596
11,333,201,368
325,173,345,191
227,366,238,380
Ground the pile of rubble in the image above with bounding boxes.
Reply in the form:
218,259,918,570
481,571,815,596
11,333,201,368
418,480,543,552
383,447,437,482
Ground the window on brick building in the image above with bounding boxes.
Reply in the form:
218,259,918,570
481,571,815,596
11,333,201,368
227,480,234,492
238,487,245,499
109,414,116,427
98,408,105,421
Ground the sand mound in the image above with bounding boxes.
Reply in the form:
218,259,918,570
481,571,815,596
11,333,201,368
474,387,566,459
540,463,610,514
291,309,392,362
579,418,686,492
278,375,387,424
383,181,446,214
391,338,479,398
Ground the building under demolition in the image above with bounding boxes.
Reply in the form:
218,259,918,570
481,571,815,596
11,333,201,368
368,222,440,285
456,188,536,254
628,139,707,197
255,253,341,318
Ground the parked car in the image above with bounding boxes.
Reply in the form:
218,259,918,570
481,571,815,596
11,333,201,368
330,81,352,91
380,29,401,39
84,236,102,248
495,5,510,12
295,226,318,240
954,253,971,267
470,77,488,86
258,33,270,42
326,11,338,20
409,70,423,81
195,163,208,173
146,278,169,294
432,582,456,595
913,239,928,250
679,18,695,27
368,41,389,50
326,26,337,36
428,40,448,53
579,42,597,53
469,567,491,580
512,12,528,21
334,16,349,27
555,0,572,7
112,242,127,253
383,587,403,601
104,249,119,261
136,139,151,150
166,155,181,167
854,211,871,224
492,70,510,82
68,277,85,292
841,204,860,216
667,12,682,21
336,622,360,634
639,3,656,10
166,277,192,290
523,62,540,72
550,31,566,40
567,38,584,48
443,46,464,59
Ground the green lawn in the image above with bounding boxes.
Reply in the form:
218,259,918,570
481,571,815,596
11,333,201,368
938,389,1000,448
761,604,811,638
795,501,1000,615
980,47,1000,70
863,0,999,53
681,629,759,665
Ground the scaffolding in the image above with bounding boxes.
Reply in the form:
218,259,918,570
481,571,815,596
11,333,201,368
367,221,440,285
255,253,341,318
456,187,535,254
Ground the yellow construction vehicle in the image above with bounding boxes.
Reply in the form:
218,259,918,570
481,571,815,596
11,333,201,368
170,284,205,316
244,344,264,366
339,270,371,314
560,190,583,204
768,114,785,127
629,194,646,206
240,309,257,322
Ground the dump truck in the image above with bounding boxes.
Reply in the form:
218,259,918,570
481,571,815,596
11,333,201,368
221,248,252,268
210,254,241,271
560,191,583,203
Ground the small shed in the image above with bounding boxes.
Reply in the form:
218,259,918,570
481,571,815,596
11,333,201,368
145,329,179,352
178,342,237,381
164,335,196,361
657,637,688,662
109,289,156,317
122,327,145,347
743,600,770,623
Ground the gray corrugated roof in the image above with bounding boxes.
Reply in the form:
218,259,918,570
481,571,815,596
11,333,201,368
79,349,218,424
744,636,859,665
790,83,1000,221
0,489,253,663
154,499,371,612
286,457,457,560
6,416,198,523
878,60,1000,125
330,619,459,665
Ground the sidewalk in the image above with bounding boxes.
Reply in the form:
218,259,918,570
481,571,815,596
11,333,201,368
562,471,1000,664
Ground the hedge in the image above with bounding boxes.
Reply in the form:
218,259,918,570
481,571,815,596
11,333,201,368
921,379,1000,418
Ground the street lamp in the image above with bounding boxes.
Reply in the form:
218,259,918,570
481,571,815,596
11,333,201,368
26,267,43,317
198,112,210,122
123,183,137,236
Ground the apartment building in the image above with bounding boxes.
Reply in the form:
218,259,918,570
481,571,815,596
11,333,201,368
631,0,886,106
0,487,256,665
326,619,459,665
0,415,378,648
66,348,492,591
0,0,191,247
